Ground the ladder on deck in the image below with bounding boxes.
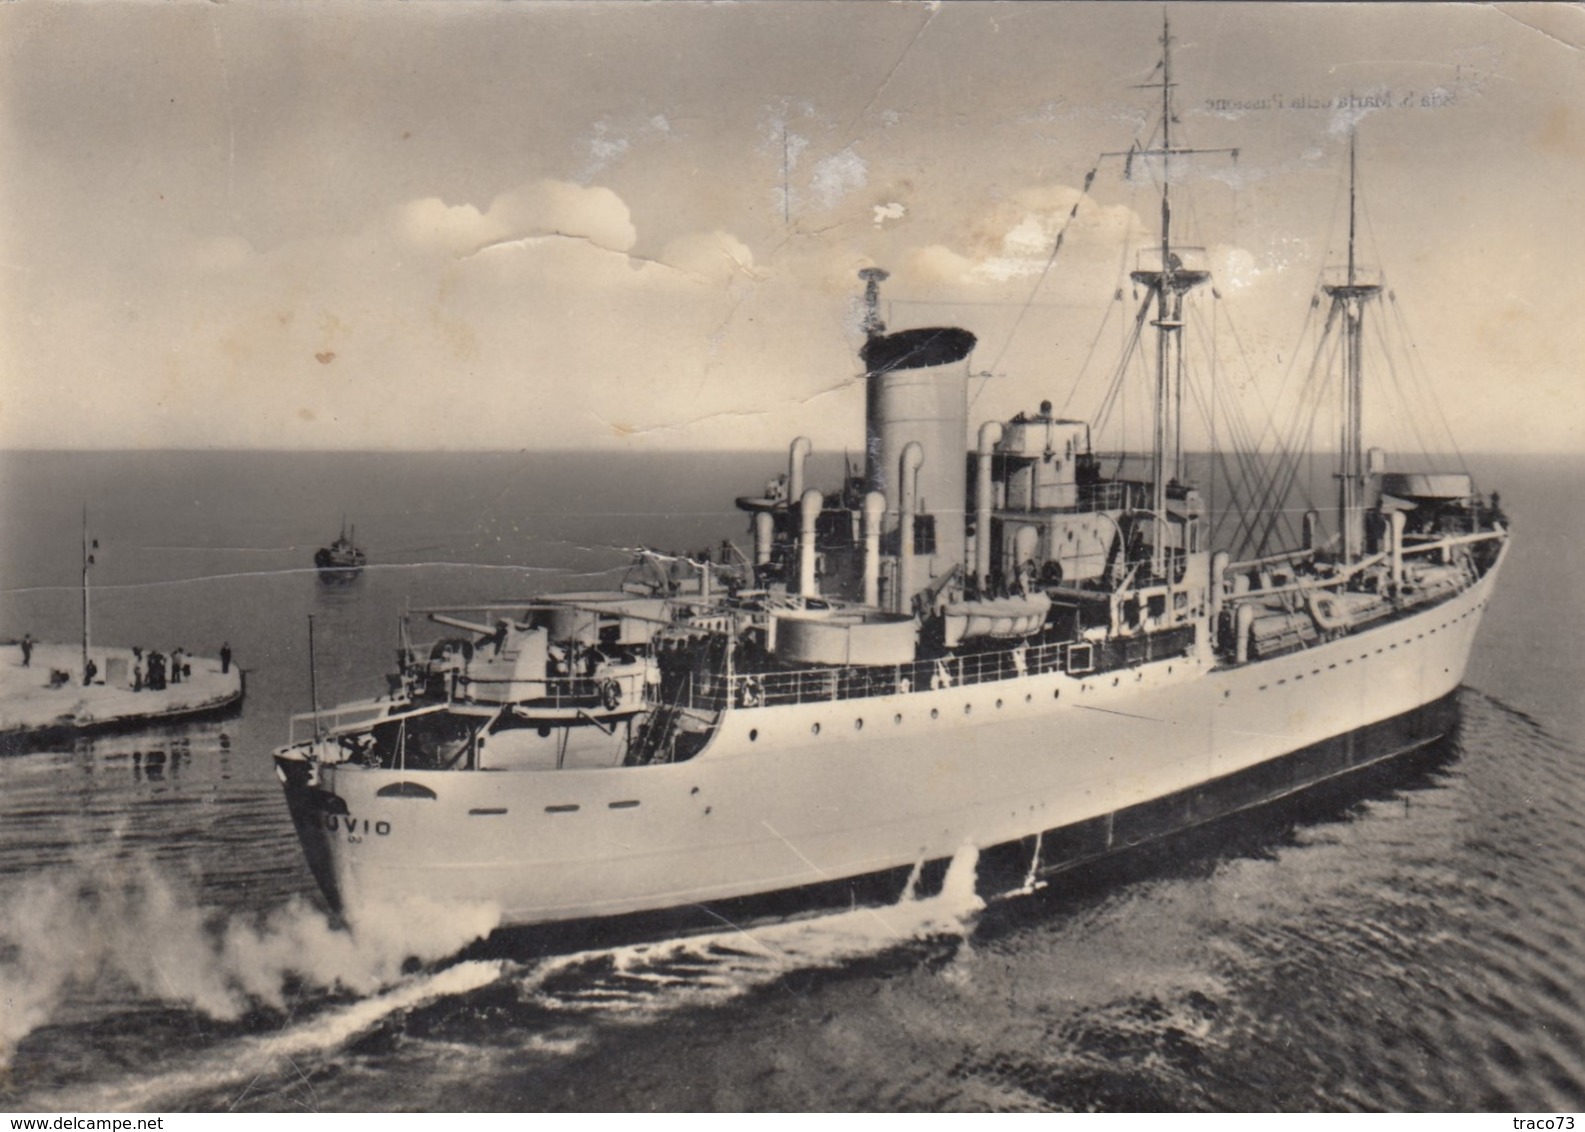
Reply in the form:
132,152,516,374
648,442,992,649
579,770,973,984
629,702,683,765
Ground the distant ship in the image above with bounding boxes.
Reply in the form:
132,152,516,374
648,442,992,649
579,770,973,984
274,22,1508,931
314,521,366,582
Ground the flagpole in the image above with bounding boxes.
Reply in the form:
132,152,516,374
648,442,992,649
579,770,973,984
81,504,91,674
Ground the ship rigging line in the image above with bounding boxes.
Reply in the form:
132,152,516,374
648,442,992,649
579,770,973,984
1386,292,1470,473
1058,231,1139,421
1235,296,1341,554
1369,308,1441,469
1220,289,1323,548
1207,291,1324,556
1206,309,1283,539
971,166,1101,408
1056,283,1123,420
1247,312,1346,559
1091,292,1156,444
1219,175,1347,558
1185,304,1277,546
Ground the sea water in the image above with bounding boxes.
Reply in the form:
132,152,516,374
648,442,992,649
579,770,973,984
0,449,1580,1112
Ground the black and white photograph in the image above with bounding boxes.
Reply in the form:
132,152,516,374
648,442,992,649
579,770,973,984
0,0,1580,1114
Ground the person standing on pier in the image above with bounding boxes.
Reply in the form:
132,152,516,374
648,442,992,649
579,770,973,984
170,647,183,685
220,642,232,675
20,634,32,667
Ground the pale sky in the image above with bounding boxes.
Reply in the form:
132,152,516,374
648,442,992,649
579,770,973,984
2,1,1581,453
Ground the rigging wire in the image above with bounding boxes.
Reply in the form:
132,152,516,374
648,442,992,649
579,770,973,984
1386,292,1470,472
1368,306,1439,467
973,166,1101,408
1248,311,1344,558
1187,303,1277,546
1236,299,1337,558
1058,232,1138,421
1092,292,1156,442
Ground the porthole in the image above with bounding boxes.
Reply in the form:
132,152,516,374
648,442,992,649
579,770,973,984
1025,693,1033,703
1053,689,1060,700
964,703,972,716
995,699,1003,710
930,708,939,720
749,729,758,742
811,722,821,736
894,713,903,725
854,718,864,731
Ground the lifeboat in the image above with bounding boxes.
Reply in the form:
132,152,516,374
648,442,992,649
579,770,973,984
941,594,1051,648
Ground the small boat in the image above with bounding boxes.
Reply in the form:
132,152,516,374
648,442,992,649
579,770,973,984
314,521,366,581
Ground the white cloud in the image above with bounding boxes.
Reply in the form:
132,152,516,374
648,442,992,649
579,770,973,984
901,185,1145,286
660,230,759,283
391,180,637,258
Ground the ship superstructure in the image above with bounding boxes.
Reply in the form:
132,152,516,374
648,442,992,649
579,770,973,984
273,22,1508,930
314,520,367,582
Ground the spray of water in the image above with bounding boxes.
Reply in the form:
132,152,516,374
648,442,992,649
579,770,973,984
3,844,987,1110
524,842,985,1020
31,959,504,1113
0,854,500,1066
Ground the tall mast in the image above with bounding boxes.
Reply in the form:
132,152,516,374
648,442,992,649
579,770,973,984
1324,131,1380,561
81,505,92,674
1125,11,1225,580
308,614,323,740
1152,11,1173,578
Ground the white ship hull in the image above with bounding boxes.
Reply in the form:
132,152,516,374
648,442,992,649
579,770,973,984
279,547,1502,928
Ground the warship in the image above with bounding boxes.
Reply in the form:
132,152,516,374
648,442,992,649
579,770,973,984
273,26,1508,931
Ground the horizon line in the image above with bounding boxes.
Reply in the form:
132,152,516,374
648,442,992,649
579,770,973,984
0,445,1567,458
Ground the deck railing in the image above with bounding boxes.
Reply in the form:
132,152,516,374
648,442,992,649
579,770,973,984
700,638,1081,712
451,670,646,709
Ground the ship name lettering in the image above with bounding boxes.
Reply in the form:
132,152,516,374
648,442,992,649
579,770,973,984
321,814,393,837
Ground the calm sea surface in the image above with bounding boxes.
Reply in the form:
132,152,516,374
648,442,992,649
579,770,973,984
0,449,1580,1112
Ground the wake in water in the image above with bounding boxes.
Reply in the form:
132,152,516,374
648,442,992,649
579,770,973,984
0,850,500,1069
8,845,987,1111
516,844,985,1024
